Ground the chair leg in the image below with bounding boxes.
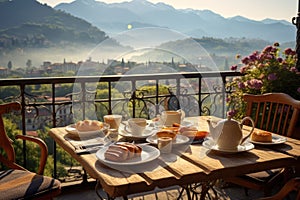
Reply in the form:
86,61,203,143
244,187,249,196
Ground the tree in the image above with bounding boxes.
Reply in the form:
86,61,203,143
7,61,12,70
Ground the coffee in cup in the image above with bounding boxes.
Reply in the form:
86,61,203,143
125,118,147,136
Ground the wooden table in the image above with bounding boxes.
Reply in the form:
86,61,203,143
49,116,300,199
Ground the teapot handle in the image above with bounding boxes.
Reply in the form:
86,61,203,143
240,116,255,145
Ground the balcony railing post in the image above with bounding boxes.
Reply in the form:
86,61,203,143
52,83,57,179
293,0,300,70
20,84,27,169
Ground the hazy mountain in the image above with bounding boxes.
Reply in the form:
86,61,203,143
55,0,296,43
0,0,107,48
0,0,112,67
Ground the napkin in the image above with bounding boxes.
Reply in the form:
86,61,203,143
65,137,107,154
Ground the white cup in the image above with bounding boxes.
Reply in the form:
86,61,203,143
125,118,147,136
104,115,122,130
161,110,185,127
158,137,172,153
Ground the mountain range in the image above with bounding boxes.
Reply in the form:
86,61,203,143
55,0,296,43
0,0,107,49
0,0,296,68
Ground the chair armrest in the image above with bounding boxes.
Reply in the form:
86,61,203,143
0,153,26,171
15,135,48,175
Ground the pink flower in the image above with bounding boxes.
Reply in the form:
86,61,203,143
248,79,263,90
238,82,245,89
267,73,277,81
240,66,247,74
249,53,258,61
297,87,300,93
265,54,274,60
227,110,237,118
263,45,273,53
290,67,298,73
257,63,265,68
230,65,238,71
284,48,296,55
241,57,251,65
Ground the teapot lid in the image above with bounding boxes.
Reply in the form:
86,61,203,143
218,116,239,126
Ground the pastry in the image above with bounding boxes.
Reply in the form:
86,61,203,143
251,130,272,143
75,120,104,131
181,130,209,140
104,143,142,161
162,126,179,133
156,130,177,140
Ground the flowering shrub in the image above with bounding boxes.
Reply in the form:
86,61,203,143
226,43,300,119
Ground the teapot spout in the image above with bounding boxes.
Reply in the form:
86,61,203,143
207,119,218,140
207,119,213,130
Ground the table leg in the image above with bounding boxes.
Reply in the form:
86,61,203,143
82,168,88,183
177,185,192,200
186,180,219,200
95,180,128,200
95,180,105,200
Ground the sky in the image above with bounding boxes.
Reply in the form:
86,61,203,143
37,0,298,22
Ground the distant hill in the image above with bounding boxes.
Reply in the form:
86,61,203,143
55,0,296,43
0,0,108,50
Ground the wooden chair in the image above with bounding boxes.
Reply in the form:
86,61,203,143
227,93,300,196
257,177,300,200
0,102,61,199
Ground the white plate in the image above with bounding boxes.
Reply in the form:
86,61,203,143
119,123,156,139
249,135,287,145
146,134,190,145
96,145,160,166
202,139,254,153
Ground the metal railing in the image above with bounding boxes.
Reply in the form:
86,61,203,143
0,71,241,179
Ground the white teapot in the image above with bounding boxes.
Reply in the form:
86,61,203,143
207,116,255,150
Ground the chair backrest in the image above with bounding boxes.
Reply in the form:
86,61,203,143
0,102,21,163
243,93,300,138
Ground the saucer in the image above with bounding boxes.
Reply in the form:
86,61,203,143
119,123,156,139
203,139,255,153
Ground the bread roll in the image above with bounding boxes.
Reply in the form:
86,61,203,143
251,130,272,143
76,120,104,131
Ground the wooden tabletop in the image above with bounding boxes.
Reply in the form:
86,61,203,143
49,116,300,198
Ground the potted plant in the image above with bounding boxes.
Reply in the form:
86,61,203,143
226,43,300,119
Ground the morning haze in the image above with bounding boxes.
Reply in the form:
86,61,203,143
0,0,297,74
